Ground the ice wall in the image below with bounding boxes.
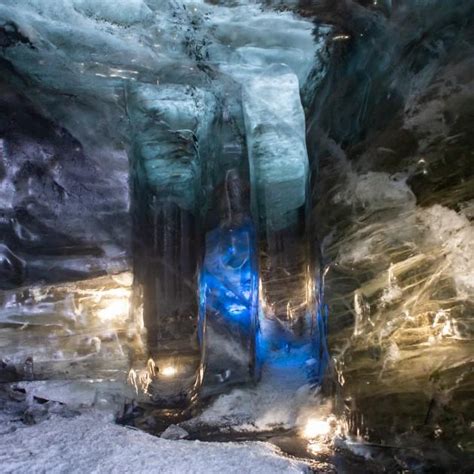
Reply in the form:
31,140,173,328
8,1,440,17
0,0,322,401
305,0,474,458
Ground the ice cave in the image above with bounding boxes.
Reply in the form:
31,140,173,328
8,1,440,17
0,0,473,472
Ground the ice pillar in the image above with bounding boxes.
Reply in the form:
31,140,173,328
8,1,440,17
243,66,312,347
127,83,216,406
200,167,260,394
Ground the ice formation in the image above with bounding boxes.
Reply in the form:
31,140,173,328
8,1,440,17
1,0,473,470
306,0,474,460
0,0,324,402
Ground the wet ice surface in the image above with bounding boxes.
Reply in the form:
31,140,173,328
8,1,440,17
1,0,474,472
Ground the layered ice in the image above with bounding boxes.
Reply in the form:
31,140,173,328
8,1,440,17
419,205,474,298
200,214,259,393
126,83,219,404
306,0,474,452
0,0,323,404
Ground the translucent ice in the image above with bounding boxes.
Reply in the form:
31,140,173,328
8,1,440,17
127,83,217,211
0,0,323,402
242,66,309,231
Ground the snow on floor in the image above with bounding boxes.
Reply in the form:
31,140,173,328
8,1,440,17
0,412,310,474
187,345,331,433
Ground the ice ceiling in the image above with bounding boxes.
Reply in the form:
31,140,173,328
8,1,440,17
0,0,473,466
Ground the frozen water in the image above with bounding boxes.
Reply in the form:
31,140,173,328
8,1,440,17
200,216,259,392
201,221,257,326
127,83,217,211
202,3,317,85
419,205,474,298
0,0,322,403
243,66,309,231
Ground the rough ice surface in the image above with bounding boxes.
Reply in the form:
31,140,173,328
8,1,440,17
0,412,309,473
201,222,257,324
419,205,474,298
127,83,217,211
307,0,474,456
1,0,473,470
333,171,416,211
0,273,133,383
201,2,317,86
200,216,259,392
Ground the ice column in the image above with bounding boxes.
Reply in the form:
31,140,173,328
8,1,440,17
196,79,261,393
200,168,260,394
243,66,312,346
127,83,216,406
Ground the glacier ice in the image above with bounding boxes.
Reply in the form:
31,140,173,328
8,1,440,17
0,0,473,469
306,0,474,458
0,0,325,400
242,65,309,231
127,83,217,212
126,82,218,403
199,170,260,393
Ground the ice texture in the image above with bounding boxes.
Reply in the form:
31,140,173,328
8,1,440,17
127,83,217,212
243,67,309,231
201,221,257,326
0,0,322,404
200,217,259,393
202,4,317,86
0,81,130,289
0,0,472,466
306,0,474,453
419,205,474,298
126,83,218,404
0,412,310,473
0,273,133,383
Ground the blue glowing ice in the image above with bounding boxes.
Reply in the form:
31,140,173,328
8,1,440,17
200,218,258,332
199,216,261,391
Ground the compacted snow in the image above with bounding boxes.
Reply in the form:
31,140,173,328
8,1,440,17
0,412,310,474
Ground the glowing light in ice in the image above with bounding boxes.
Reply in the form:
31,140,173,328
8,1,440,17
302,418,330,439
97,299,130,321
332,34,350,41
127,368,152,395
161,366,177,377
307,441,325,455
